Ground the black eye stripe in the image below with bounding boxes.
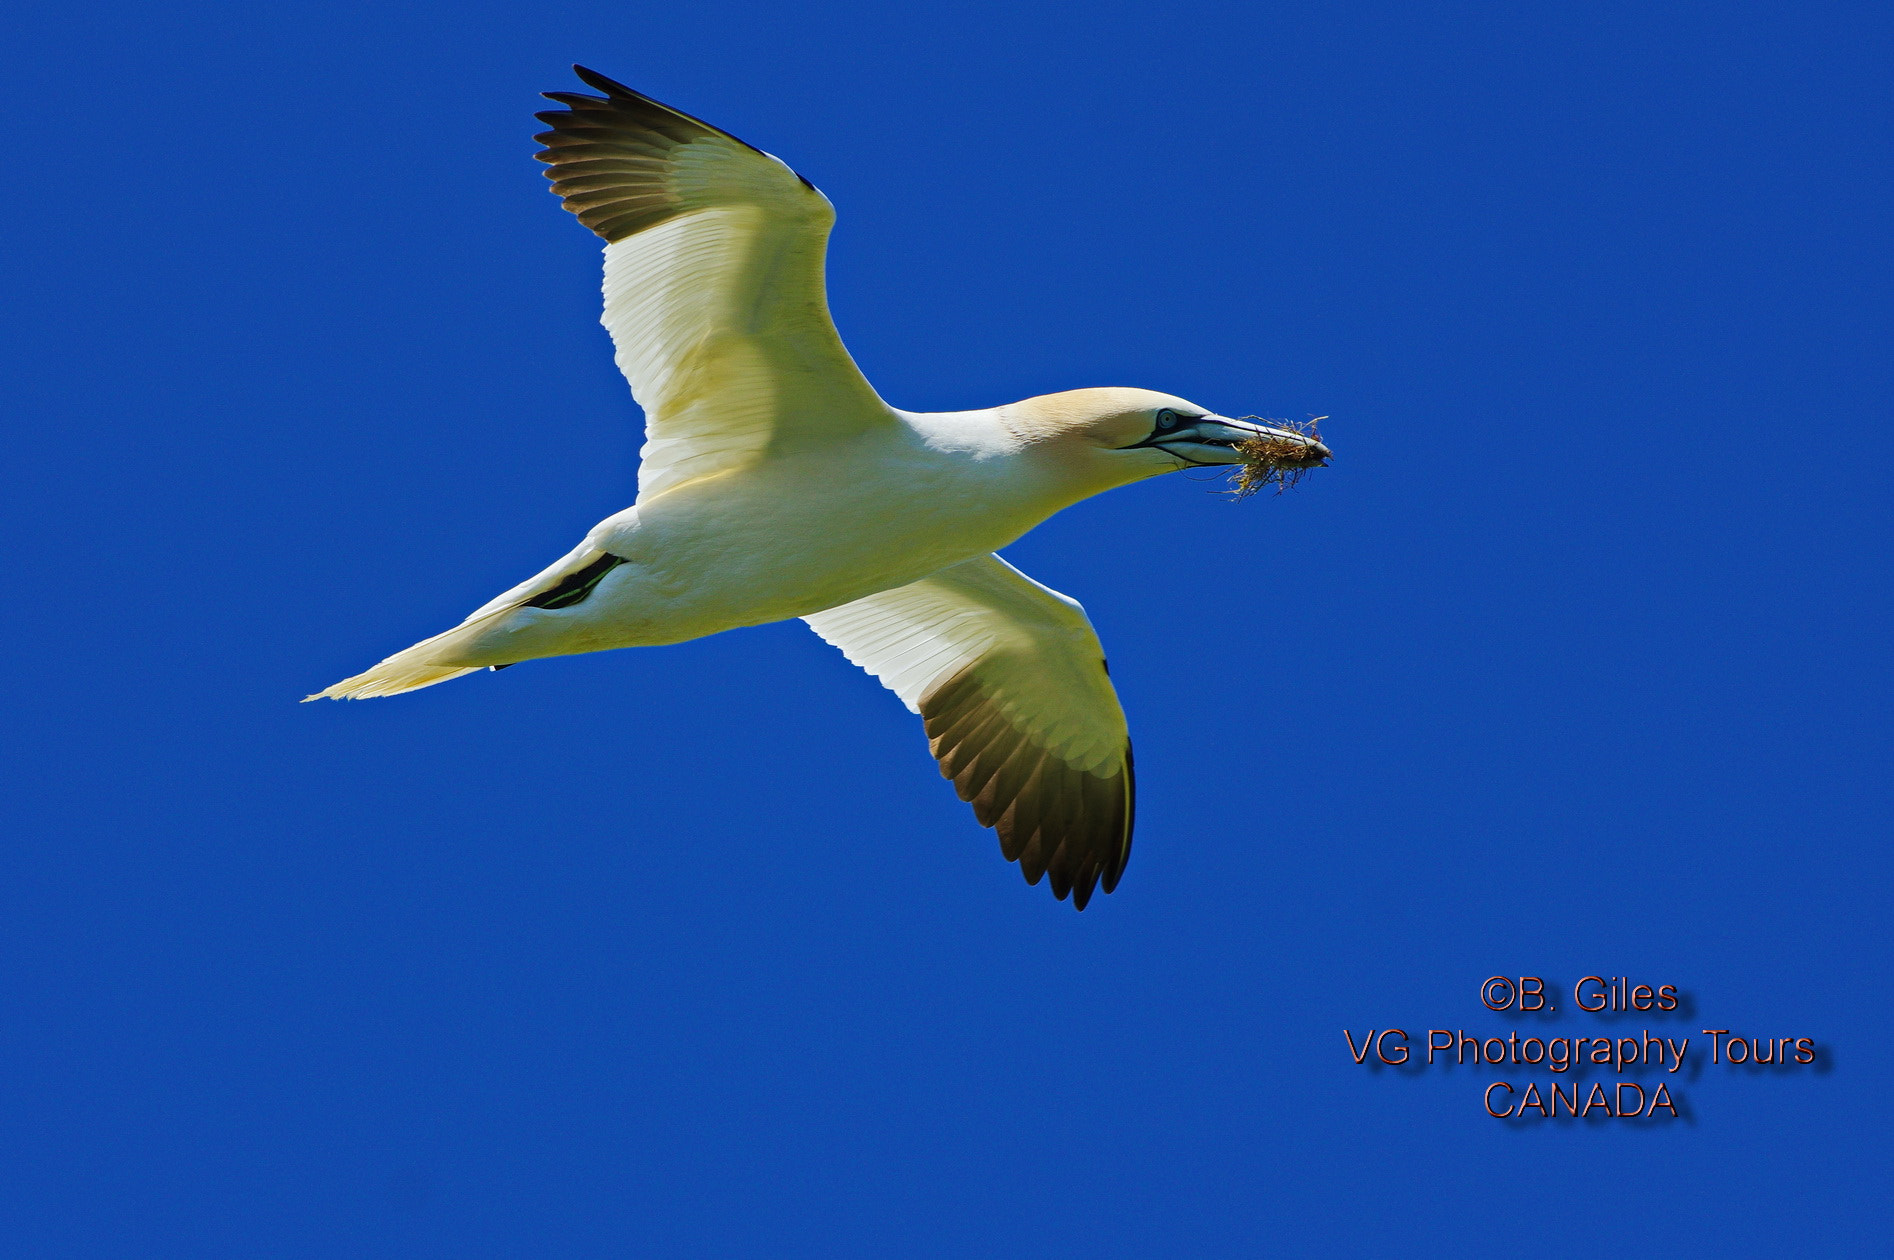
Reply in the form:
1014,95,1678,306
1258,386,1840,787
1118,411,1208,451
1152,409,1205,435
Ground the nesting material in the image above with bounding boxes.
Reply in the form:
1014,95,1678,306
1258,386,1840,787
1227,416,1331,499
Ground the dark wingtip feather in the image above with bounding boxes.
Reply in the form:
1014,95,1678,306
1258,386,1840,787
572,65,638,98
533,67,809,243
1101,739,1136,893
915,649,1135,913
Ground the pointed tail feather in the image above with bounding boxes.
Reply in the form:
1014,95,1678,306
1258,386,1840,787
305,659,483,701
308,543,624,701
306,606,513,701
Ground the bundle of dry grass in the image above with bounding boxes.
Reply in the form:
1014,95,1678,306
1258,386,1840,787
1227,416,1331,499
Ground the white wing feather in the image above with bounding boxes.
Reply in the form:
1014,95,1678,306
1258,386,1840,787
536,70,889,500
805,555,1135,907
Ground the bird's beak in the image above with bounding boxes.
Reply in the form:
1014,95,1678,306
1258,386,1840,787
1155,415,1331,467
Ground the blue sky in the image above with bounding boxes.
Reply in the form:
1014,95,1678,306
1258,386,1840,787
3,1,1889,1255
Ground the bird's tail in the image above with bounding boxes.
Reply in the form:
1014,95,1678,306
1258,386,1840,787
304,626,490,700
303,602,500,693
307,542,617,702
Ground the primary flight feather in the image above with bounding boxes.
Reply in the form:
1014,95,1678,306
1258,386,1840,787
311,66,1329,910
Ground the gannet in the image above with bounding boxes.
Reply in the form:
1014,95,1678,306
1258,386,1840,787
313,67,1329,909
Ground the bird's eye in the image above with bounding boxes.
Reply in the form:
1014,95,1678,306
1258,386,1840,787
1154,409,1181,431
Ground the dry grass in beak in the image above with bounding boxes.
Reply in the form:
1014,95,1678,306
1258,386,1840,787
1227,416,1331,499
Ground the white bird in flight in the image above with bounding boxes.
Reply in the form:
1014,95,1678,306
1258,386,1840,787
313,67,1329,909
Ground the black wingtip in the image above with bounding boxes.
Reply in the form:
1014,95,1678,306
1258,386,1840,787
549,65,779,163
572,64,637,98
1102,738,1135,894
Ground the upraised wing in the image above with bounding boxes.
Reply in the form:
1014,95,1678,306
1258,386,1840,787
536,67,890,499
805,555,1136,909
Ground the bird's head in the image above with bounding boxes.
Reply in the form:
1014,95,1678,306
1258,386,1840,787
1004,387,1331,495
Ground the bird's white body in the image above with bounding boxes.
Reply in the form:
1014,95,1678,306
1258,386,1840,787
439,407,1109,665
313,68,1327,908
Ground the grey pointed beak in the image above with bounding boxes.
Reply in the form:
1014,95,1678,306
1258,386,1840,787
1161,415,1331,466
1199,415,1330,459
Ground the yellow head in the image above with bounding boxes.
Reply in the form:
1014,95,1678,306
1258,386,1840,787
1001,387,1329,497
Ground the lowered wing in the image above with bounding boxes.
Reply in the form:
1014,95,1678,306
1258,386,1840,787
805,555,1136,909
